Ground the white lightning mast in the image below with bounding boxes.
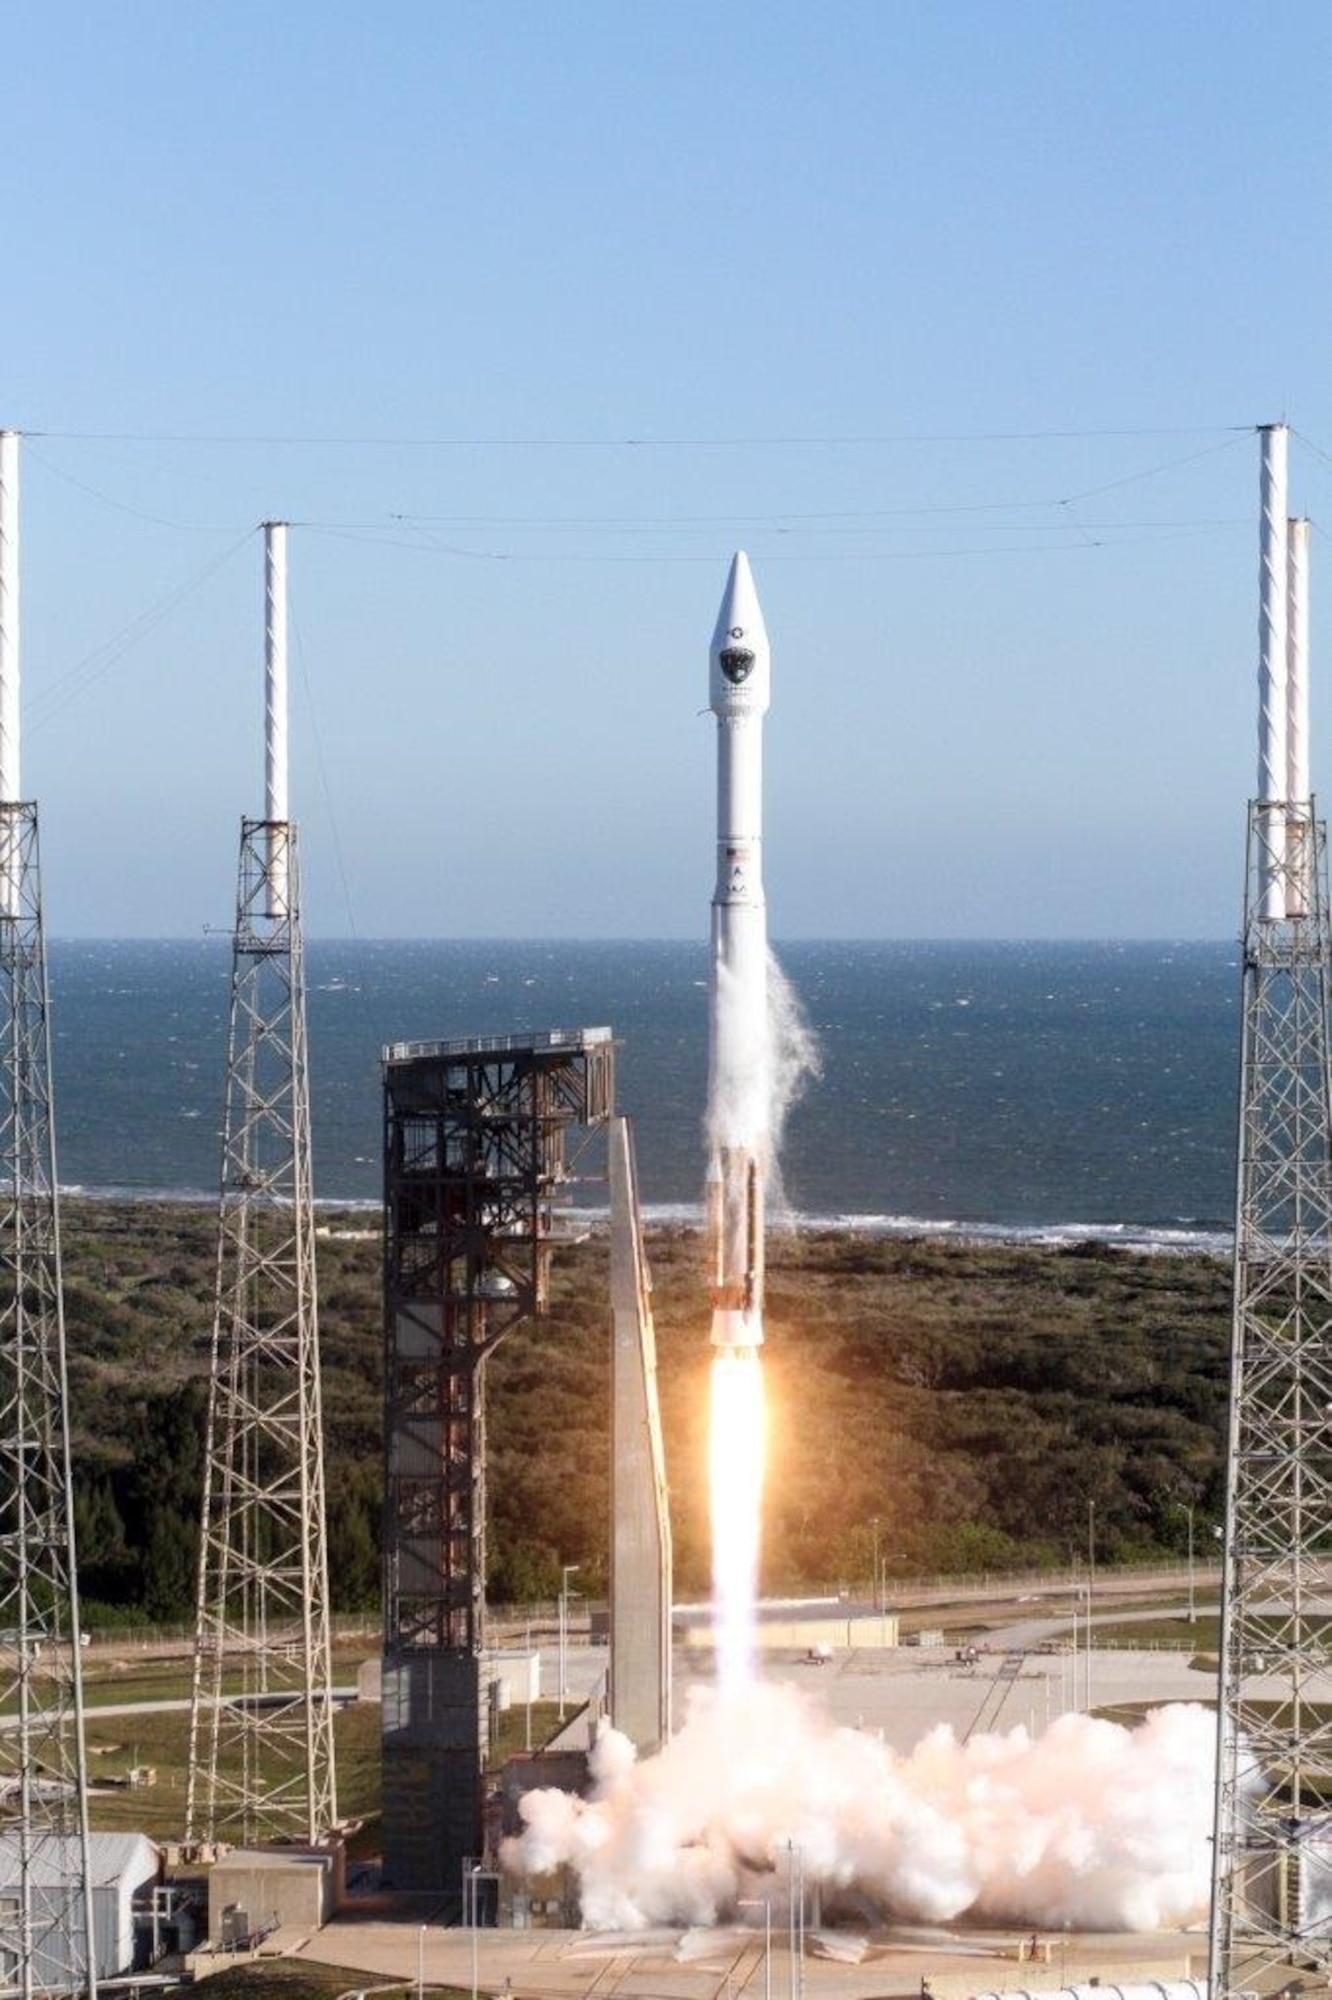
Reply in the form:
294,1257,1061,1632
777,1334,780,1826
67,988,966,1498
1257,424,1290,922
187,522,338,1846
1288,514,1312,916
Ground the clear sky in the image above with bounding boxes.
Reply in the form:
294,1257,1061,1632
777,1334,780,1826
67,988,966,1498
8,1,1332,938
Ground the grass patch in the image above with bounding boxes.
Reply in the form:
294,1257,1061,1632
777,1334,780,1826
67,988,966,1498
190,1965,453,2000
1090,1614,1220,1650
1090,1698,1217,1727
83,1698,385,1841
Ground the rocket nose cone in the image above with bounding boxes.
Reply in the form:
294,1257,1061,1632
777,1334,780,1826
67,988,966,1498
712,551,767,652
710,550,770,713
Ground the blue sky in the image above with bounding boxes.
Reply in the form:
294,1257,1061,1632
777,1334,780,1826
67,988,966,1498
9,1,1332,937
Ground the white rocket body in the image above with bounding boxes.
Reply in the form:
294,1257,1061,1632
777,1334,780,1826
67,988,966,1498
707,553,770,1352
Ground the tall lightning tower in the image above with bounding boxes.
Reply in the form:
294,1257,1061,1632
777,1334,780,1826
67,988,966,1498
1210,426,1332,1994
187,523,338,1847
0,429,98,1997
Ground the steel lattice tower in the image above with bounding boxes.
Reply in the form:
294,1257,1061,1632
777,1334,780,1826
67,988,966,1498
0,432,97,1998
187,525,337,1848
1211,430,1332,1996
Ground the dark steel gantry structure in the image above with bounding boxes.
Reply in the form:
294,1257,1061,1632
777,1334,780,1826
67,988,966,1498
381,1028,614,1893
1212,427,1332,1996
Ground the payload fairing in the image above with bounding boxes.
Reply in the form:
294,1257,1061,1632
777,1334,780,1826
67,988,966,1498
707,553,770,1353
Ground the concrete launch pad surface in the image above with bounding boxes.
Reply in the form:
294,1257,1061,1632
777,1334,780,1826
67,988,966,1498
280,1635,1215,2000
548,1624,1216,1754
294,1917,1205,2000
728,1640,1212,1748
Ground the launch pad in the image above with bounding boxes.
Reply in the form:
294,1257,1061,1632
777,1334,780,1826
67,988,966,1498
381,1027,615,1894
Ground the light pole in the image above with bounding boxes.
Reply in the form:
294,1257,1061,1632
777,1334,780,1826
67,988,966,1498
1185,1502,1196,1624
787,1842,805,2000
1086,1499,1096,1713
418,1923,426,2000
739,1897,772,2000
870,1516,880,1613
470,1864,481,2000
525,1618,534,1749
461,1859,481,2000
559,1563,580,1721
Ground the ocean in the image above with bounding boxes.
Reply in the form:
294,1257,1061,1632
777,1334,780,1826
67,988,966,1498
44,938,1240,1252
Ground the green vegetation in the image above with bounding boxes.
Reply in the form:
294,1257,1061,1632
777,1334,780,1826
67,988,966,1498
186,1965,451,2000
77,1661,568,1837
1091,1614,1219,1649
57,1200,1232,1618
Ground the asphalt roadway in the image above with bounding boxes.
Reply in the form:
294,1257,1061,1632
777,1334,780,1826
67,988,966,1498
276,1608,1219,2000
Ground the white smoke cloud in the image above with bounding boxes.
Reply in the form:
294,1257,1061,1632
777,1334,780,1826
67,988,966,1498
706,949,820,1163
765,949,821,1189
503,1683,1215,1934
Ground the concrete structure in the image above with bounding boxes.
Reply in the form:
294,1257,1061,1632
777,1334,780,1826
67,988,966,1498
205,1844,342,1946
0,1832,159,1990
496,1754,589,1930
681,1611,900,1653
381,1028,615,1894
607,1115,671,1755
288,1910,1209,2000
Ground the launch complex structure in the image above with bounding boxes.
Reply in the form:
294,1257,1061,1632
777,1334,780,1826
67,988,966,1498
379,1037,671,1894
1211,425,1332,1995
8,404,1332,1981
185,524,339,1850
0,431,97,1997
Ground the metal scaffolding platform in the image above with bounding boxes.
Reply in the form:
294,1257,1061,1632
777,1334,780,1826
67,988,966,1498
381,1027,614,1894
1211,798,1332,1996
186,814,338,1848
0,801,96,1999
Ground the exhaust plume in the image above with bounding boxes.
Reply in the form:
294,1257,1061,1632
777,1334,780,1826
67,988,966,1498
503,1683,1215,1934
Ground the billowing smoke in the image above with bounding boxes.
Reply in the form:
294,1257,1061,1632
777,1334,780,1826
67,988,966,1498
764,949,821,1213
503,1683,1214,1933
705,949,820,1168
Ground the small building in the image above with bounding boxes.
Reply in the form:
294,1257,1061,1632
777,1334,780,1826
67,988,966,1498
205,1842,343,1945
681,1611,900,1653
0,1830,160,1990
497,1751,588,1929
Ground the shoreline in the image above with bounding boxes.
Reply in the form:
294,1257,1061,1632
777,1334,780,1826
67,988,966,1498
53,1186,1234,1258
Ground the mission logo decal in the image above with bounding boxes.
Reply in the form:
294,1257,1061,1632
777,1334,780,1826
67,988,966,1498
719,642,756,684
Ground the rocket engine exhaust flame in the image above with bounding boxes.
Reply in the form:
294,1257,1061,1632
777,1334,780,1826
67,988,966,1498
708,1351,766,1696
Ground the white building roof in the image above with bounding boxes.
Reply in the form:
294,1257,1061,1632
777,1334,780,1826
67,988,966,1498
0,1831,158,1891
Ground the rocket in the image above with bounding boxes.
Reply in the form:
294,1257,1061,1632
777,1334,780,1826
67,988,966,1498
707,552,770,1352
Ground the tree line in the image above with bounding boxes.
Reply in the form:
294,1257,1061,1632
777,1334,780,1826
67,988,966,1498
55,1202,1232,1623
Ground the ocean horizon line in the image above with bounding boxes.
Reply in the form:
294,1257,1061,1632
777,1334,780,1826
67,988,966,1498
41,933,1241,950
